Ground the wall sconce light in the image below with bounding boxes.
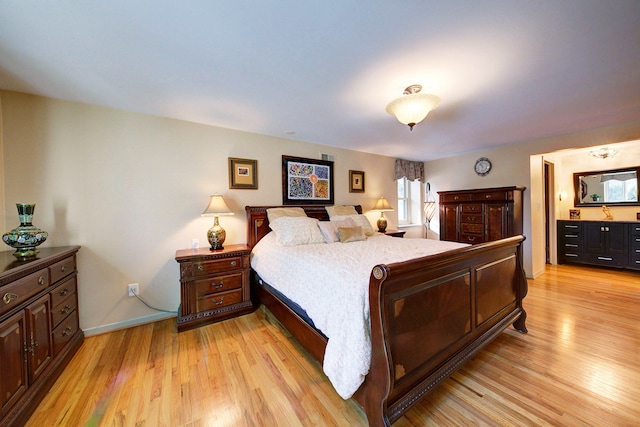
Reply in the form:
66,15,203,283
372,197,394,232
386,84,441,131
559,190,567,201
201,194,234,250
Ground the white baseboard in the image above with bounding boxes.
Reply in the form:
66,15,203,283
82,312,177,337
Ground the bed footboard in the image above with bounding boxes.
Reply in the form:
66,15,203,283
354,235,527,426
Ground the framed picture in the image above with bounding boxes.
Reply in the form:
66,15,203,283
349,170,365,193
282,155,334,205
570,209,581,220
229,158,258,189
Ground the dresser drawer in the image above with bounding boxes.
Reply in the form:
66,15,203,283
559,222,581,232
460,213,482,223
441,193,471,203
52,311,79,355
460,234,483,244
51,293,77,328
50,277,77,307
0,268,49,315
583,253,626,267
461,223,483,234
195,272,243,297
471,191,507,201
49,256,76,284
461,203,482,213
191,256,244,277
196,289,243,312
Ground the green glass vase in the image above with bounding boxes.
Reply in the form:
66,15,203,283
2,203,48,259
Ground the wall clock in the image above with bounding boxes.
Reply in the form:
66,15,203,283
474,157,492,176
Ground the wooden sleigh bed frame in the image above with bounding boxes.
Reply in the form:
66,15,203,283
246,205,528,427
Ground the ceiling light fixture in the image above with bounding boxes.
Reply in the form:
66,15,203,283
386,84,441,131
588,147,619,159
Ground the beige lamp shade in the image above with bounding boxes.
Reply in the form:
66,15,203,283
386,85,441,130
202,194,234,216
372,197,393,232
372,197,393,212
201,194,234,250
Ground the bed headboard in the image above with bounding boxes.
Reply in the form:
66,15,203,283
245,205,363,248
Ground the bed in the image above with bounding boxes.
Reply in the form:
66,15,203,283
246,205,528,427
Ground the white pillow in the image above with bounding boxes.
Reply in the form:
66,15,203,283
266,207,307,223
331,214,376,236
269,216,325,246
325,205,358,218
317,218,357,243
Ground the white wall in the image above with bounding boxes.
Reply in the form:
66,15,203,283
0,91,399,334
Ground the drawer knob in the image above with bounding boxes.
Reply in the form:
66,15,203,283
485,195,491,199
61,304,72,314
197,265,204,271
2,293,18,305
211,296,225,305
61,266,66,273
59,288,70,297
211,281,223,289
230,261,237,267
62,326,73,336
38,276,45,285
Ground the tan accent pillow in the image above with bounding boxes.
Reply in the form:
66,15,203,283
331,214,376,236
268,216,324,246
325,205,358,218
317,218,357,243
338,226,366,243
266,207,307,223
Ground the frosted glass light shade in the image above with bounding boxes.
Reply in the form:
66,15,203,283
386,85,441,130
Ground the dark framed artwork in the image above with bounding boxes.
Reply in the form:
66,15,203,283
349,170,365,193
229,158,258,189
282,155,334,205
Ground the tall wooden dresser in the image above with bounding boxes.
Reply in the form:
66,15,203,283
438,186,525,244
0,246,83,426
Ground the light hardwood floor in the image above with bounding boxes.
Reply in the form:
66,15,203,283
26,264,639,426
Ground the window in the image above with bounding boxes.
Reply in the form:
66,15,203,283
398,177,409,223
604,176,637,202
397,177,421,225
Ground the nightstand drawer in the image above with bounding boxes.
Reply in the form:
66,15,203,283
194,256,244,276
197,289,243,312
195,272,242,296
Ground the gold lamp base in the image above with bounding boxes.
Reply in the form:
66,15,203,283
207,216,226,250
377,213,387,232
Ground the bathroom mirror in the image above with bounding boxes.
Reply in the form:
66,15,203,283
573,166,640,206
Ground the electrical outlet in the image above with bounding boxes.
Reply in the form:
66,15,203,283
191,238,199,249
128,283,139,297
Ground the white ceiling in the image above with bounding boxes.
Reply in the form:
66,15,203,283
1,1,639,161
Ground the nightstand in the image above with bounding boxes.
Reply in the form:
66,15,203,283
381,229,406,238
175,244,254,331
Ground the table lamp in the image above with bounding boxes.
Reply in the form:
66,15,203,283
372,197,393,232
202,194,234,250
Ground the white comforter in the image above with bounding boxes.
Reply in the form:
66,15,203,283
250,232,467,399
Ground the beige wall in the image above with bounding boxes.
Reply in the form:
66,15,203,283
425,123,640,278
0,91,399,334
